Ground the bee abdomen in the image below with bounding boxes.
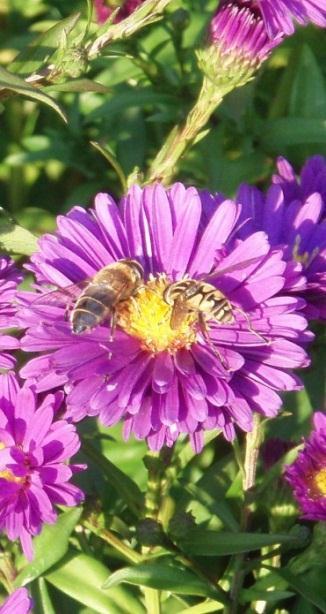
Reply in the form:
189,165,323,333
72,309,101,334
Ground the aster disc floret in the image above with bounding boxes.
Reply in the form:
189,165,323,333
0,257,23,368
94,0,144,24
285,411,326,521
197,1,281,91
0,588,33,614
237,155,326,320
19,183,311,452
0,373,85,560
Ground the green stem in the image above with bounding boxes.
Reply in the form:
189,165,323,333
227,415,263,614
146,76,225,185
85,519,143,564
86,0,174,60
143,588,162,614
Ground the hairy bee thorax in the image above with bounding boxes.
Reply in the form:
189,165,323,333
116,275,198,354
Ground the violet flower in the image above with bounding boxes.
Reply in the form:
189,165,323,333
0,588,33,614
199,1,281,92
0,257,23,369
250,0,326,38
237,156,326,320
19,184,311,452
94,0,144,24
285,411,326,521
0,372,85,561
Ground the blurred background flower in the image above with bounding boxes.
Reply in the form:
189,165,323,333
285,411,326,520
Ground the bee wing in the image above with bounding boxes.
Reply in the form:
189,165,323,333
29,279,89,314
204,256,262,280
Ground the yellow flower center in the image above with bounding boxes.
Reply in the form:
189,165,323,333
117,275,197,354
313,467,326,497
0,469,23,483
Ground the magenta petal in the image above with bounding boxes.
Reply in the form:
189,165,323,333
152,353,174,393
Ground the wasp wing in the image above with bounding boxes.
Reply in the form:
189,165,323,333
204,256,263,281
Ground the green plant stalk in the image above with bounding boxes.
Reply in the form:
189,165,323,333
85,519,143,564
227,414,263,614
146,76,228,185
86,0,174,59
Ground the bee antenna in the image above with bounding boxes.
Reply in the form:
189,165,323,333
232,306,270,345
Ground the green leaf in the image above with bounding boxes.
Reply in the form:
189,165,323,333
103,562,227,604
46,553,145,614
0,208,38,255
0,66,67,122
183,483,239,532
15,508,82,585
241,588,294,604
45,80,109,94
177,530,303,556
259,118,326,150
33,577,56,614
289,45,326,118
264,566,326,613
82,439,144,517
88,88,177,122
178,601,224,614
10,13,81,75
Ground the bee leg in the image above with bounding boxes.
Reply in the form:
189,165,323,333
198,314,230,371
129,295,141,315
233,306,270,345
109,310,117,342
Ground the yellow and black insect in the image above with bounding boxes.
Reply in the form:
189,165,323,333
163,279,233,332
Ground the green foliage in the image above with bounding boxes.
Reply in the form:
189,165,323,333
0,1,324,613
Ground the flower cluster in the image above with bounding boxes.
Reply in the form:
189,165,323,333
0,257,22,369
18,184,310,452
0,373,85,560
0,588,32,614
285,411,326,521
237,156,326,320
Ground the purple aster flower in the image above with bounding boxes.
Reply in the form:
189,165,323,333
94,0,144,24
209,1,280,64
273,155,326,206
0,372,85,561
0,257,23,369
0,588,33,614
237,156,326,320
18,184,311,452
285,411,326,521
199,1,281,91
249,0,326,37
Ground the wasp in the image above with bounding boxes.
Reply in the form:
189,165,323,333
163,279,233,331
163,257,268,361
32,258,144,337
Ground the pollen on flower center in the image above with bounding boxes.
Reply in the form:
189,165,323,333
0,469,23,483
116,275,198,353
313,467,326,497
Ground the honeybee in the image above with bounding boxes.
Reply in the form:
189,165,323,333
32,258,144,337
70,258,144,335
